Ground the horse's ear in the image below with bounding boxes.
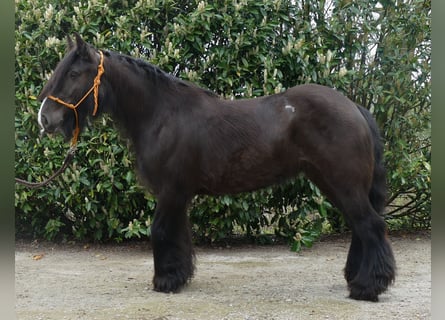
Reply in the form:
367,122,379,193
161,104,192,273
66,35,74,52
74,32,84,46
74,32,93,61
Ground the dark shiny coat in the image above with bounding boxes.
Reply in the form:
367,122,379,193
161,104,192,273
38,34,395,301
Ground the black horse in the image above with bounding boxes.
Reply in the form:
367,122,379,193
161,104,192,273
37,34,395,301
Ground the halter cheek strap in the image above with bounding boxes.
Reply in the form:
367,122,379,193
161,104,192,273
47,50,105,147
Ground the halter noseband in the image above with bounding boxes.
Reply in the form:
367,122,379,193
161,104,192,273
47,50,105,147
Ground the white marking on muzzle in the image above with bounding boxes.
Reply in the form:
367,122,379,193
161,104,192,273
38,97,47,134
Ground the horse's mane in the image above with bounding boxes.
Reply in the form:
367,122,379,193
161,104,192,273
104,50,218,98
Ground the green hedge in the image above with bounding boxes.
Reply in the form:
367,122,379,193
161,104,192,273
15,0,431,248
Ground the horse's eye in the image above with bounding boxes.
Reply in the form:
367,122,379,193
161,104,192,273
69,70,80,79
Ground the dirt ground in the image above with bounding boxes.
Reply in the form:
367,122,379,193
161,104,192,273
15,232,430,320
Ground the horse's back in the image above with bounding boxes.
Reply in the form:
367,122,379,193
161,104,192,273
279,84,375,198
284,84,364,122
195,84,373,196
282,84,371,146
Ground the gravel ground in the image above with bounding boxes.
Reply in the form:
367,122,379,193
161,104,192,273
15,232,430,320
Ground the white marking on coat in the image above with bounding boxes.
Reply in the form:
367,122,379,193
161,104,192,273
284,104,295,113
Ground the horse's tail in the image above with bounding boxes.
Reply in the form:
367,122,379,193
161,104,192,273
357,105,387,215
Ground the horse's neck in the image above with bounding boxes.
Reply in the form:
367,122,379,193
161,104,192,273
103,56,183,144
105,57,158,113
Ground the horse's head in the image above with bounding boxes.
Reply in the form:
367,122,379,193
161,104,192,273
38,33,104,145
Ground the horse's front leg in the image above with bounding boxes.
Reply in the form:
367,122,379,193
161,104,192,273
151,192,195,293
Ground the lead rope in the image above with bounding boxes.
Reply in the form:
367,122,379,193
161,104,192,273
15,51,105,188
15,146,76,188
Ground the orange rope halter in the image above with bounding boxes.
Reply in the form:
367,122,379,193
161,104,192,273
47,50,105,147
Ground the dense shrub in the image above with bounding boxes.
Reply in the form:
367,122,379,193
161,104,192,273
15,0,430,248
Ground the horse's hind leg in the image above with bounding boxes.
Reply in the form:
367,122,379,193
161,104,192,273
306,166,395,301
151,192,195,293
344,232,362,284
340,196,396,301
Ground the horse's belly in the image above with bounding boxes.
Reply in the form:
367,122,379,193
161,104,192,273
198,153,299,196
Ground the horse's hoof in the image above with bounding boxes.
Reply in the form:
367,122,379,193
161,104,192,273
153,274,188,293
349,288,379,302
348,280,384,302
